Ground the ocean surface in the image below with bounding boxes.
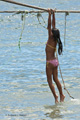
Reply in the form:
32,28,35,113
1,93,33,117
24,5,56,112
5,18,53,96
0,0,80,120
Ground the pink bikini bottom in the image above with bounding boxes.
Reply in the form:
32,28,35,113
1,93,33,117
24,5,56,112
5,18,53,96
47,59,59,67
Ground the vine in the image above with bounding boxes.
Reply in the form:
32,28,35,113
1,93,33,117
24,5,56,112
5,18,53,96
37,12,47,29
18,12,27,49
18,12,47,49
64,12,69,46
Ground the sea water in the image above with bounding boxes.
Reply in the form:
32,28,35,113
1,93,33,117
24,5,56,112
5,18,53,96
0,0,80,119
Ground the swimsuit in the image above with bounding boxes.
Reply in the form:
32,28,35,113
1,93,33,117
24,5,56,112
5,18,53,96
46,43,56,51
46,42,58,67
47,59,59,67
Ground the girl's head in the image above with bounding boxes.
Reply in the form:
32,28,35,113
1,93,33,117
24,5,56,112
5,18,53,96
52,28,60,40
52,28,63,55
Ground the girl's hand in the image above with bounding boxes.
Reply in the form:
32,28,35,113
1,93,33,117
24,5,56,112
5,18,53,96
48,8,51,14
52,9,56,14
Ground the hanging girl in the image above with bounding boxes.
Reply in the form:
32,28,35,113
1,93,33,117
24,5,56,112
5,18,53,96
45,9,65,103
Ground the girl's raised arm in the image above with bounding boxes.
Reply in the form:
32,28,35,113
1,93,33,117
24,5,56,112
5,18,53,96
47,9,52,38
52,10,56,28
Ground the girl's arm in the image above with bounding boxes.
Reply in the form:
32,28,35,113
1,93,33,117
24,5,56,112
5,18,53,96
52,10,56,28
47,9,52,38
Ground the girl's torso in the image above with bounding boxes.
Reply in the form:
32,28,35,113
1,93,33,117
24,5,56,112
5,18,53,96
45,35,57,60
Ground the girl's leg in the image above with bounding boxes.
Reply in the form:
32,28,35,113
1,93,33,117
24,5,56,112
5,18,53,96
46,65,58,103
53,67,65,102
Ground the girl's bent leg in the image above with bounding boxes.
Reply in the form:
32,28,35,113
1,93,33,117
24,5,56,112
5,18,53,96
53,67,65,102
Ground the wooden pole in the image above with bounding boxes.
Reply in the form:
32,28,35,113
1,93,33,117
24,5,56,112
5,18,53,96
0,10,46,13
0,10,80,14
0,0,48,11
0,0,80,13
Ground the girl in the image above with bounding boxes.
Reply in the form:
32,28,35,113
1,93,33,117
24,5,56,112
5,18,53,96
46,9,65,103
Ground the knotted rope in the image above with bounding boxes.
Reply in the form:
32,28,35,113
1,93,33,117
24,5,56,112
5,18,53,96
56,51,74,99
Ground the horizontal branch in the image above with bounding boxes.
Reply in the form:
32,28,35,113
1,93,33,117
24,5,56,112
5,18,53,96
0,10,46,14
0,0,80,13
0,10,80,14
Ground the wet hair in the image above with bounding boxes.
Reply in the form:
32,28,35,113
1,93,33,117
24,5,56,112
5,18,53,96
52,28,63,55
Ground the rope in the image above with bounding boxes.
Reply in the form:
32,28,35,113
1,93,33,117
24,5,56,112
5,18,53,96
18,13,26,49
64,12,69,46
64,13,67,46
56,51,74,99
37,13,47,29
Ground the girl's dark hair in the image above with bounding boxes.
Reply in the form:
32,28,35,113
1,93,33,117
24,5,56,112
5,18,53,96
52,28,63,55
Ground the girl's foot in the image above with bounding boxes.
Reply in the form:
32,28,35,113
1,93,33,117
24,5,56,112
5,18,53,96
60,94,65,102
55,95,59,103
